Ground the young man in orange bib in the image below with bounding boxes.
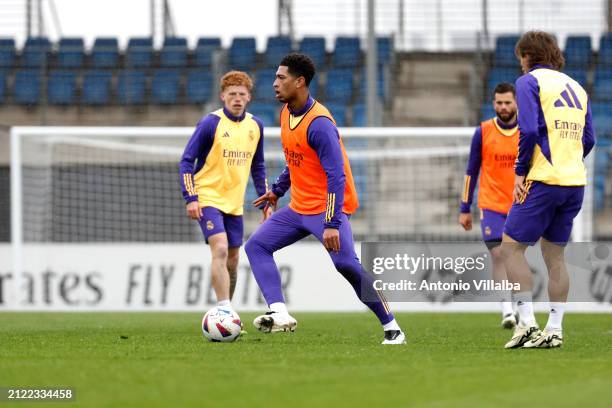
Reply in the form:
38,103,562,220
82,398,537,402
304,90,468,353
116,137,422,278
460,83,519,329
245,53,405,344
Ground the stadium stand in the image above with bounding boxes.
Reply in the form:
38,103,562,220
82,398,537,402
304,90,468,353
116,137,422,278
0,38,16,68
564,35,592,68
83,70,113,105
194,37,221,67
92,37,119,68
13,70,41,105
325,102,347,126
228,37,257,71
47,70,77,105
126,37,153,68
598,33,612,66
186,70,213,104
117,70,147,104
325,68,354,103
0,72,5,104
265,36,293,67
22,36,51,67
151,70,181,104
248,102,278,127
160,37,188,68
299,36,326,68
332,36,361,68
492,35,520,67
58,37,85,68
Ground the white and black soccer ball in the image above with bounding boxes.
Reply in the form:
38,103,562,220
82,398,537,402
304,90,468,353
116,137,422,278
201,307,242,342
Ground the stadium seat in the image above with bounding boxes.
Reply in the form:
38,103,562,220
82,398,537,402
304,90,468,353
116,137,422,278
117,71,147,104
126,37,153,68
248,103,278,127
325,68,354,103
593,67,612,101
564,35,592,68
13,70,41,105
486,67,520,100
228,37,256,71
151,70,181,104
83,71,112,105
377,36,393,65
332,36,361,68
591,102,612,116
299,36,326,68
309,75,319,99
92,37,119,68
186,70,213,104
563,68,588,87
0,38,16,68
325,102,347,127
195,37,221,67
598,33,612,66
254,69,276,102
352,103,366,126
47,71,77,105
160,37,188,68
264,36,292,67
593,114,612,138
493,35,520,67
22,37,51,67
58,37,85,68
480,103,495,121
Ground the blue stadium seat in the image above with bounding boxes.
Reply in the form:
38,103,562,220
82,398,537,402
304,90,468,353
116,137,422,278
564,35,592,68
83,71,112,105
563,68,588,87
377,36,393,65
127,37,153,68
160,37,188,68
332,36,361,68
593,67,612,101
254,69,276,102
249,103,278,127
186,71,213,104
13,70,41,105
480,103,495,121
309,75,319,99
195,37,221,67
0,72,5,104
325,69,354,103
22,37,51,67
598,33,612,66
92,37,119,68
486,67,520,100
299,37,326,68
228,37,256,71
47,71,77,105
0,38,16,68
151,70,181,104
352,103,366,126
117,71,147,104
592,102,612,116
58,37,84,68
265,36,292,67
325,102,347,126
493,35,520,67
593,114,612,138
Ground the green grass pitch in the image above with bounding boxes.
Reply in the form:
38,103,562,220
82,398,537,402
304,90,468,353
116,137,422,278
1,312,610,408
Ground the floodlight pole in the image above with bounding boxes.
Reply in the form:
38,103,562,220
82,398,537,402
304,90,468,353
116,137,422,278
366,0,379,126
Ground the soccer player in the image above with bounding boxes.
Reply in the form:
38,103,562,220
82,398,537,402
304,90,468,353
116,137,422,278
244,53,405,345
179,71,270,313
501,31,595,348
460,83,520,329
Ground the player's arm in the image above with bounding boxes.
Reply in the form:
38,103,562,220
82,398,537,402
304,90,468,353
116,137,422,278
513,74,540,202
179,115,217,220
250,117,272,219
582,100,596,158
253,167,289,211
459,126,482,231
308,117,345,252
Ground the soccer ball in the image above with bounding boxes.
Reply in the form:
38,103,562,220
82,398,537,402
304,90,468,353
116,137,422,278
201,307,242,342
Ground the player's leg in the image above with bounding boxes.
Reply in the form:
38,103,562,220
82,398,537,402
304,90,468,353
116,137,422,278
501,181,556,348
481,209,516,328
245,206,309,332
524,185,584,348
199,207,232,308
303,212,405,345
222,213,244,300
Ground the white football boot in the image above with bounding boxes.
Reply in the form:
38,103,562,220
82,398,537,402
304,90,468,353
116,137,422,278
382,330,406,345
522,329,563,348
504,324,541,349
253,311,297,333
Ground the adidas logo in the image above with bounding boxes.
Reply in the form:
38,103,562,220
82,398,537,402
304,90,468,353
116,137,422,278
553,83,583,110
222,131,230,138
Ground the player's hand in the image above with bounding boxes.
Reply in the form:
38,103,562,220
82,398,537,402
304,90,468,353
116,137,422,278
186,201,202,220
262,205,273,222
323,228,340,253
512,175,527,203
459,213,472,231
253,191,278,211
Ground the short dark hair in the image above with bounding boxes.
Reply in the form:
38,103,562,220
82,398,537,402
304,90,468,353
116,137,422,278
493,82,515,98
515,31,565,70
280,53,316,86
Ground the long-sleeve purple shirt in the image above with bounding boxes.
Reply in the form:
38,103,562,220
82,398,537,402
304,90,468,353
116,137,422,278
272,96,346,229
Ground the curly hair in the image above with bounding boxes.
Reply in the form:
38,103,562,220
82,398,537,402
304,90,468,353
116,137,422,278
515,31,565,70
220,71,253,92
280,53,316,86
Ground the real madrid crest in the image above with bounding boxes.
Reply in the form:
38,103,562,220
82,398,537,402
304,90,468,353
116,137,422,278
206,220,214,230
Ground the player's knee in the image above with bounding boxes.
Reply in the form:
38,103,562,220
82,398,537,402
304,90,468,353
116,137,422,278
244,236,262,256
211,244,229,261
333,259,361,278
